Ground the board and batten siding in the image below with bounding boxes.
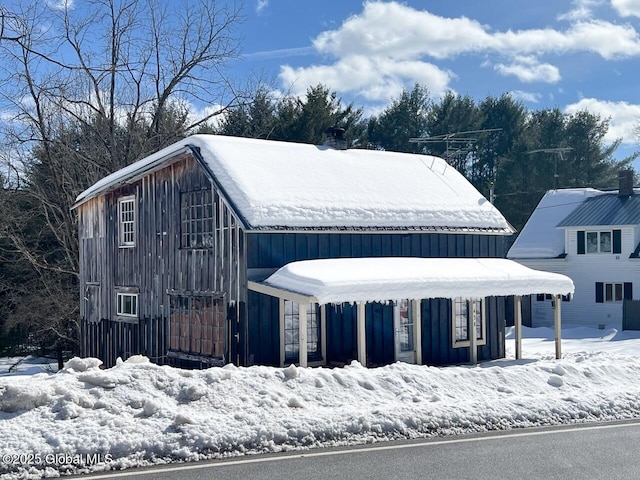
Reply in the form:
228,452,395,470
79,154,247,367
246,232,507,367
518,226,639,328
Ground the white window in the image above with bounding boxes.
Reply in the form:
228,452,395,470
118,196,136,247
452,298,486,348
284,300,320,361
117,292,138,317
586,231,611,253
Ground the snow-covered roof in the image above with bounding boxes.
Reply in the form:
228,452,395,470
507,188,603,259
261,257,574,304
75,134,512,232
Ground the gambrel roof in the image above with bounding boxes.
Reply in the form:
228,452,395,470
75,134,513,233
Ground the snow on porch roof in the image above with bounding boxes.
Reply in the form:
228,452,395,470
258,257,575,305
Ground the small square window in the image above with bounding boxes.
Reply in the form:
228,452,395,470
117,292,138,317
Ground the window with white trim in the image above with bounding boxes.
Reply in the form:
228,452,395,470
284,300,320,361
452,298,486,348
116,292,138,317
118,196,136,247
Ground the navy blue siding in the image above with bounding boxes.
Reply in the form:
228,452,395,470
247,232,506,269
366,302,395,366
326,304,357,364
247,291,280,366
246,232,508,366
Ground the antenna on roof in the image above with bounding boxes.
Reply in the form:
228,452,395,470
525,147,572,190
409,128,503,163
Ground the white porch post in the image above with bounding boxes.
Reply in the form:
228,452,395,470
299,303,308,367
357,302,367,366
554,294,562,360
279,298,285,367
469,300,478,365
412,299,422,364
320,304,327,364
514,295,522,360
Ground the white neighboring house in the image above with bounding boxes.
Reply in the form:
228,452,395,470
507,171,640,329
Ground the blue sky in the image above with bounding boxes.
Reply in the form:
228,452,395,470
232,0,640,160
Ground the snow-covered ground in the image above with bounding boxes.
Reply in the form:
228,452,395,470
2,326,640,479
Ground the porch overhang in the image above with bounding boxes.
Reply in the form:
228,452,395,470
248,257,574,366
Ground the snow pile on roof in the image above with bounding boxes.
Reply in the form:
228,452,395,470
76,135,512,231
263,257,574,304
507,188,603,259
2,327,640,479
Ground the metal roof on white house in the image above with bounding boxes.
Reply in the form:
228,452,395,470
75,134,513,232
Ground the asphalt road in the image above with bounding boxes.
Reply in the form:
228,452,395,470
81,419,640,480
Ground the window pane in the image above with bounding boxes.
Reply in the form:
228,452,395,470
599,232,611,253
615,283,623,301
454,298,468,342
180,189,214,248
284,300,320,360
605,283,613,302
586,232,598,253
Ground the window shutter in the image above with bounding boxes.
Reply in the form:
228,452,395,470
595,282,604,303
577,231,585,254
613,229,622,254
624,282,633,300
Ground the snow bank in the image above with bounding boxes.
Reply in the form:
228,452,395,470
1,328,640,478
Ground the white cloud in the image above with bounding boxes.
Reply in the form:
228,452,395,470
510,90,543,103
256,0,269,14
611,0,640,17
278,1,640,104
45,0,73,10
564,98,640,144
313,2,640,61
495,56,561,83
280,55,454,102
557,0,603,21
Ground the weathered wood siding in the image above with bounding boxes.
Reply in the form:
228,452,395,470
246,232,507,366
79,154,247,367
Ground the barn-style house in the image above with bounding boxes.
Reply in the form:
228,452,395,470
73,134,573,368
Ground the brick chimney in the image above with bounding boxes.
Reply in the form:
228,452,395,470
324,127,348,150
618,169,634,197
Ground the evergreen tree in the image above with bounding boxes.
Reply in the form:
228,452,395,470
367,84,431,153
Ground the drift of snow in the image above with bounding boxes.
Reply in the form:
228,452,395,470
75,135,512,231
2,326,640,478
263,257,574,304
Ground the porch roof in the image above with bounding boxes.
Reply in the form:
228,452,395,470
253,257,574,305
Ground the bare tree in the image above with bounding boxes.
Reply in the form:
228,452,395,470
0,0,245,352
